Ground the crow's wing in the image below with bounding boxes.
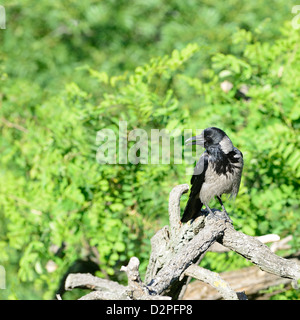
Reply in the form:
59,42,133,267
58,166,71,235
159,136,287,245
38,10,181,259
230,147,243,199
181,152,209,222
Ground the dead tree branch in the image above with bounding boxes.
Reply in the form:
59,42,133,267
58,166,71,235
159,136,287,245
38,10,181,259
220,226,300,280
183,264,245,300
65,273,129,300
183,252,300,300
65,184,300,300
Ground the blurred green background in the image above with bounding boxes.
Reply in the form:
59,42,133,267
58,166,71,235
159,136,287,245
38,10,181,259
0,0,299,299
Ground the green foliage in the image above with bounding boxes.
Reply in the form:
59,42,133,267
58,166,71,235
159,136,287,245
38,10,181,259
0,43,199,299
260,281,300,300
0,0,299,300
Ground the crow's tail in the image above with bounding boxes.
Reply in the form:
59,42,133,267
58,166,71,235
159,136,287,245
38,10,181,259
181,195,203,223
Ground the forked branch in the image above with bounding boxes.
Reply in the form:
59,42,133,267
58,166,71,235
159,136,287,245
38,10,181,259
65,184,300,300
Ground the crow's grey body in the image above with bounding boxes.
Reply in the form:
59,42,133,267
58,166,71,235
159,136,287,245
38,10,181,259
181,128,243,223
200,147,243,204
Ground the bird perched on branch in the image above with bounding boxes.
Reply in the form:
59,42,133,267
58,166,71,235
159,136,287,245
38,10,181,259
181,127,243,223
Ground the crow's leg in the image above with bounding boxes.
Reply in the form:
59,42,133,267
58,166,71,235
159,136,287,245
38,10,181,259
216,196,227,213
216,196,232,224
204,203,214,215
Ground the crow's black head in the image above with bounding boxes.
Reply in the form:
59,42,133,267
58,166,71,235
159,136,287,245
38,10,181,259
203,127,226,148
185,127,233,154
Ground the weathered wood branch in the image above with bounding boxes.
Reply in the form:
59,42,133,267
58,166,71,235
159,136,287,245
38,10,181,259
183,264,243,300
65,184,300,300
219,226,300,280
183,253,300,300
146,212,228,296
209,234,281,253
65,273,129,300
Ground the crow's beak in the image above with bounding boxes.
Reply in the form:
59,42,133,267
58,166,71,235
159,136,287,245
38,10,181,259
185,134,204,146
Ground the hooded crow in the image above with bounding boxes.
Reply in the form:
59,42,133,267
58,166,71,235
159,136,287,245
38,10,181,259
181,127,243,223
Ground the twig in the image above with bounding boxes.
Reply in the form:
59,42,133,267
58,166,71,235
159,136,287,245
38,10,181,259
1,117,28,133
270,235,292,253
183,264,246,300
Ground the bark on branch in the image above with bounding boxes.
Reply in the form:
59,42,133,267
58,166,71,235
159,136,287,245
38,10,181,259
183,264,247,300
220,227,300,280
64,184,300,300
